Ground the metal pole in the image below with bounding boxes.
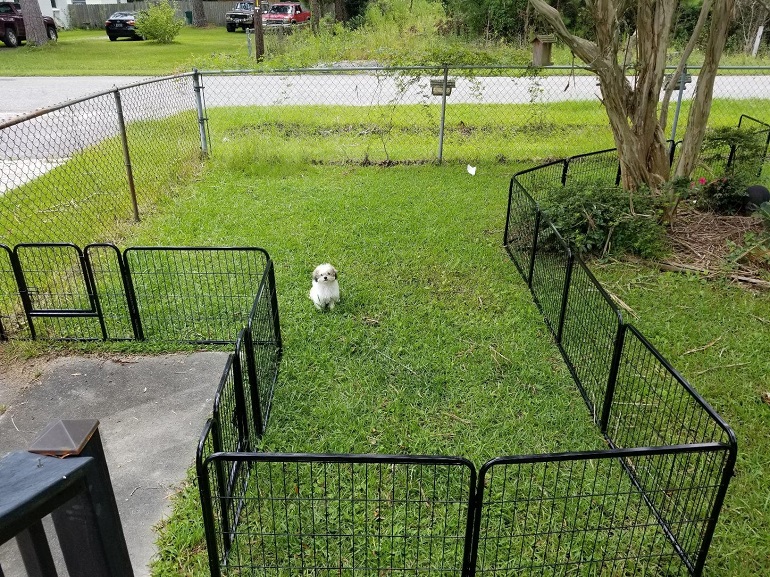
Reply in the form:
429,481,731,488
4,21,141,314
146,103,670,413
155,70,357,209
193,69,209,158
669,69,687,153
437,65,448,164
113,90,140,223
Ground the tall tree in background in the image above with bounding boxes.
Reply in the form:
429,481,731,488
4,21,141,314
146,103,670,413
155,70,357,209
529,0,736,191
192,0,207,27
310,0,320,33
18,0,49,45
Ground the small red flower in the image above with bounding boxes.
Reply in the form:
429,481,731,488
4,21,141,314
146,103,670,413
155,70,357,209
698,177,707,185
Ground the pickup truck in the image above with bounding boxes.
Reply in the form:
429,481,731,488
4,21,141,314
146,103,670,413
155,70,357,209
261,2,310,26
225,1,255,32
0,2,57,47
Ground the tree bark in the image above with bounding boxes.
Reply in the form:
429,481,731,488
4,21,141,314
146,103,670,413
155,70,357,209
18,0,48,46
191,0,207,27
310,0,320,34
676,0,736,177
334,0,346,23
254,7,264,60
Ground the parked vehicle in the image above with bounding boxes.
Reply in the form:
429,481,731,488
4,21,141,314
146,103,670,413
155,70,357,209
105,11,143,41
225,1,255,32
0,2,57,47
262,2,310,26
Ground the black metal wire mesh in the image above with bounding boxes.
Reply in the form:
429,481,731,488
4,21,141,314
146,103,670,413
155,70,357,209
529,223,572,338
512,160,566,203
123,247,269,343
201,454,476,577
558,259,622,422
245,260,281,436
0,244,27,340
13,243,102,340
84,244,135,340
503,178,539,281
564,148,621,187
473,448,731,576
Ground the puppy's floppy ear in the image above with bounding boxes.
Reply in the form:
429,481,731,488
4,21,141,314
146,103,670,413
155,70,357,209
331,266,338,278
312,267,321,282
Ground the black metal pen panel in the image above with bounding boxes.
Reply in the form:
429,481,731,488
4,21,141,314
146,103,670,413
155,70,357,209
529,222,572,338
123,247,269,344
83,243,135,340
13,243,103,340
0,244,27,340
472,446,728,577
200,453,476,577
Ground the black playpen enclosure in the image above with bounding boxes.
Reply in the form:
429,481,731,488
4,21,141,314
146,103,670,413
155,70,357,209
193,150,736,576
0,70,748,576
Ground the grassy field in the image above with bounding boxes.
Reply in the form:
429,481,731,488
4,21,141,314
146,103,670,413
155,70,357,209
86,139,767,576
5,24,770,77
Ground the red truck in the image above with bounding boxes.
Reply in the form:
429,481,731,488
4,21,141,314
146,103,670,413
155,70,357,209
261,2,310,26
0,2,57,47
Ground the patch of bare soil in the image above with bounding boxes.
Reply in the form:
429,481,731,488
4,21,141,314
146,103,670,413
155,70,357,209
661,207,770,288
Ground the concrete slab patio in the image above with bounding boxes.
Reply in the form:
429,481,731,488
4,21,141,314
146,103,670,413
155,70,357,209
0,351,227,576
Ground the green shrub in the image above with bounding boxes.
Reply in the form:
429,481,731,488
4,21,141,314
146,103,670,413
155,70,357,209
697,175,748,215
539,184,667,259
136,2,184,44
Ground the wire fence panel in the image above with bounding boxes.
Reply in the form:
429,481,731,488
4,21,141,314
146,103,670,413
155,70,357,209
246,261,281,436
123,247,269,343
530,223,571,338
0,244,27,340
473,448,729,577
117,75,201,205
606,327,737,571
13,243,103,340
512,161,566,203
565,148,621,187
84,243,135,341
558,258,622,423
0,93,128,247
443,69,613,165
201,453,476,577
201,69,445,164
503,178,539,282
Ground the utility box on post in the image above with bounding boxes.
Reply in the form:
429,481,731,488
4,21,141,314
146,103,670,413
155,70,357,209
531,34,557,67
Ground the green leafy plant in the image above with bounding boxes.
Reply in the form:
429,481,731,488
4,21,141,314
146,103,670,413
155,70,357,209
135,1,184,44
697,125,768,215
539,183,667,259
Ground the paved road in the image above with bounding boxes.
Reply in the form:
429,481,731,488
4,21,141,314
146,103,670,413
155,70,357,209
2,73,769,122
0,76,148,124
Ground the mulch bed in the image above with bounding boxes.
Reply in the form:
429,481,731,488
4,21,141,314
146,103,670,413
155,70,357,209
660,205,770,288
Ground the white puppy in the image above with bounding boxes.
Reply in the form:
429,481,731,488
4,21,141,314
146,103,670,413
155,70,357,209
309,263,340,310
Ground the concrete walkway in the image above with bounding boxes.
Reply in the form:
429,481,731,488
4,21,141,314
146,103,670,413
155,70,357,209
0,352,227,576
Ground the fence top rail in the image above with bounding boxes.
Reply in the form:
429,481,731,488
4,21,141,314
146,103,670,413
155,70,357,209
513,159,567,180
624,324,738,450
123,245,269,256
212,353,236,416
0,73,195,131
204,451,476,470
479,441,732,475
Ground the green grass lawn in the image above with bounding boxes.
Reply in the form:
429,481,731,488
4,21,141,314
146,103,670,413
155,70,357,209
104,145,769,576
6,25,770,78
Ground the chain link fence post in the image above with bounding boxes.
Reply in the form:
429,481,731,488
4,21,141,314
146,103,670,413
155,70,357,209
193,69,209,158
113,89,140,223
437,64,449,164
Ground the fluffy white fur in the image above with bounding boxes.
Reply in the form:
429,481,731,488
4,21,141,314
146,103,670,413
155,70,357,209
309,263,340,310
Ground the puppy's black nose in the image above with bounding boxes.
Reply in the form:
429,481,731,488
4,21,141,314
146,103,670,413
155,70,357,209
323,276,328,280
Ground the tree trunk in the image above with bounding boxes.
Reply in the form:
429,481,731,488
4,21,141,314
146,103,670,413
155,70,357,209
334,0,346,23
254,8,264,60
676,0,736,177
310,0,320,34
191,0,207,27
18,0,48,46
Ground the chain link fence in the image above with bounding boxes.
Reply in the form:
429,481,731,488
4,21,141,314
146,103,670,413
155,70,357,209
1,66,770,249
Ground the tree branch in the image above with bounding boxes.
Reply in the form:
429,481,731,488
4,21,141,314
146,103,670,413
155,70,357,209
528,0,602,67
660,0,713,133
